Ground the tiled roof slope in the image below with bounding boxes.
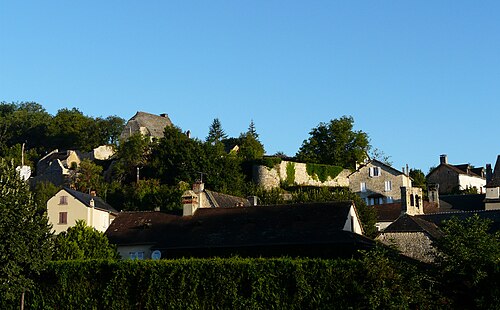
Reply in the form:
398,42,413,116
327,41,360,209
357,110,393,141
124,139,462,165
384,214,443,240
106,202,374,254
121,111,172,140
205,190,251,208
65,187,118,214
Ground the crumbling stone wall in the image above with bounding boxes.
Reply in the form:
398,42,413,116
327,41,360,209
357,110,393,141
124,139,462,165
253,160,350,190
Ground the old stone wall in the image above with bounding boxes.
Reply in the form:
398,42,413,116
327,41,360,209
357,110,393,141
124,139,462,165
253,160,350,190
376,232,437,263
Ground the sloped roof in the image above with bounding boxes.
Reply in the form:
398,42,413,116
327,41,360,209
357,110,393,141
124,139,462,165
428,163,484,179
349,159,405,177
205,190,251,208
372,203,402,222
121,111,172,140
64,188,118,214
106,202,374,254
416,210,500,233
487,155,500,187
383,214,443,240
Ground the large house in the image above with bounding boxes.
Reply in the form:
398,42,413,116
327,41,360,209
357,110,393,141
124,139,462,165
47,188,118,234
120,111,173,141
348,159,412,206
106,200,372,260
427,154,486,194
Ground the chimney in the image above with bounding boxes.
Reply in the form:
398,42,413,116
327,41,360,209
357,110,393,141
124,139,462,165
182,190,199,216
486,164,493,184
192,181,204,194
186,130,191,139
400,186,424,216
440,154,448,165
90,190,96,197
160,113,168,118
247,196,258,206
428,183,440,208
89,198,95,208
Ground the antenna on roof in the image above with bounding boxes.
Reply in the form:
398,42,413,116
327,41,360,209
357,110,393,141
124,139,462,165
196,171,207,183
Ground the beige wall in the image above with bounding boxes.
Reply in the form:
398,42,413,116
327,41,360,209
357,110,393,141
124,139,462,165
47,189,113,234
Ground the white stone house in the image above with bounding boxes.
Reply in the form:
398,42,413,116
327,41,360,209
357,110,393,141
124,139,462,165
427,154,486,194
47,188,118,234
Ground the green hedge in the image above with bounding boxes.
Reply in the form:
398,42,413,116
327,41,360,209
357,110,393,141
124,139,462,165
255,157,282,169
27,255,437,309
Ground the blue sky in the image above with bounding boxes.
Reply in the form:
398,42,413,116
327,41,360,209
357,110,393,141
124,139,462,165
1,1,499,173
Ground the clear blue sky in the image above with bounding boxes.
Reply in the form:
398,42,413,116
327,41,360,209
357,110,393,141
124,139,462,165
1,1,499,173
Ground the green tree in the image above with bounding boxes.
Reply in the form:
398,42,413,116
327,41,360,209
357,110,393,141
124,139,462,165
247,119,259,140
33,181,60,208
238,132,265,161
53,220,119,260
206,118,227,144
0,160,52,304
435,215,500,308
150,126,205,185
113,133,152,183
296,116,370,170
409,168,427,190
73,159,104,194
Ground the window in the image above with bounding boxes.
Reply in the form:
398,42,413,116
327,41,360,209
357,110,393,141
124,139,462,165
369,167,381,177
59,195,68,205
384,180,392,192
360,182,367,192
129,251,145,260
410,194,415,206
58,212,67,224
387,196,393,203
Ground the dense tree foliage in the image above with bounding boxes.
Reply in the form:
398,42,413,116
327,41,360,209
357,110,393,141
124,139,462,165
296,116,370,170
53,220,119,260
435,215,500,308
0,160,52,305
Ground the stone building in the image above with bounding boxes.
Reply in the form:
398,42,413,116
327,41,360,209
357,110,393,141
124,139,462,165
348,159,412,206
427,154,486,194
120,111,173,141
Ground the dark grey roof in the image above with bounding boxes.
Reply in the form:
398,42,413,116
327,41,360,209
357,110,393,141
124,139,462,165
428,163,485,179
437,194,485,212
417,210,500,233
106,202,374,257
383,214,443,240
120,111,172,140
487,155,500,187
64,188,118,214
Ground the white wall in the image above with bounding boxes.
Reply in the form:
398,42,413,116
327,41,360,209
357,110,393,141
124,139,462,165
458,175,486,193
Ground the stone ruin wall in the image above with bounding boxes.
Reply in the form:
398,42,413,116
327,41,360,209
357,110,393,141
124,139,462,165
253,160,350,190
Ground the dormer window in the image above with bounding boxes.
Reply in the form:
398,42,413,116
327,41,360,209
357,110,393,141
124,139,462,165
369,167,381,177
59,195,68,205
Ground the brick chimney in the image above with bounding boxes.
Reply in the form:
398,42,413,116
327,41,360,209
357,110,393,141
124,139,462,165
486,164,493,184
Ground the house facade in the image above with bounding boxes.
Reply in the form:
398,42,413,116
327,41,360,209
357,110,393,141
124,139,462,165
427,155,486,194
349,159,412,206
47,188,118,234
